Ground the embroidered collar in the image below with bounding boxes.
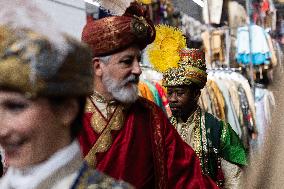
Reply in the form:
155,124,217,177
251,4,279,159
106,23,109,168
171,107,200,126
90,91,118,109
91,91,110,104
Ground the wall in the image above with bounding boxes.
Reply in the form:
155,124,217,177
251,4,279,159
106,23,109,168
34,0,86,39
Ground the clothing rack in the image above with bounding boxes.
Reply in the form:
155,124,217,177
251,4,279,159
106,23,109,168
204,0,255,95
207,67,242,73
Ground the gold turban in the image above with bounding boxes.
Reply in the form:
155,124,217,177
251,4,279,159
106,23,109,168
162,48,207,88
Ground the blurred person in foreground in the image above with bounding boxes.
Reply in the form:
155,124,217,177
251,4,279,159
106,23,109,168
241,47,284,189
79,1,219,189
0,1,132,189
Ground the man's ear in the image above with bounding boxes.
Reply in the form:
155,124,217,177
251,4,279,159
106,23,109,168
93,57,103,77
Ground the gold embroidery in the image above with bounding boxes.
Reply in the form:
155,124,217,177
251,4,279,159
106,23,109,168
180,114,194,144
85,98,107,133
85,104,125,168
193,111,202,156
91,110,106,134
91,91,108,103
171,107,209,173
85,98,95,112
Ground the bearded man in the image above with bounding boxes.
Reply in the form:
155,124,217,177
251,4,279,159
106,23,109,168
78,2,219,189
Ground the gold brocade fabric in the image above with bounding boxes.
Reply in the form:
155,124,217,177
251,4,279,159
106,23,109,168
84,97,126,168
171,107,207,161
171,108,242,188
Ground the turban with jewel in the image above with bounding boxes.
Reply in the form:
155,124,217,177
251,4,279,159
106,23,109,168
81,2,156,57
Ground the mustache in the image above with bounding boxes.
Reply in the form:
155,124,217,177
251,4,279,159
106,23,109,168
120,75,139,86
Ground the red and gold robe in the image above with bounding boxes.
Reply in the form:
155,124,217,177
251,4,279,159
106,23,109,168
78,97,219,189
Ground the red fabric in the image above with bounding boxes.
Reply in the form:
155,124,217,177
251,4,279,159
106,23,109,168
78,98,219,189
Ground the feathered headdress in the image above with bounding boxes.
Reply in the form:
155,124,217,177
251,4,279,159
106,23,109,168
146,25,207,88
147,25,186,73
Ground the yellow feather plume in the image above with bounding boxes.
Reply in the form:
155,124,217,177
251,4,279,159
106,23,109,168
147,25,186,73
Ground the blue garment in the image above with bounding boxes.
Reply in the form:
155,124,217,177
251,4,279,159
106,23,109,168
236,25,271,65
236,52,271,65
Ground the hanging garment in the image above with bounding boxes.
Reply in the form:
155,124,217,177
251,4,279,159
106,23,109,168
199,86,213,116
228,1,247,36
181,13,206,42
207,80,226,121
237,84,254,150
236,25,271,65
254,86,275,151
203,0,224,24
201,71,258,153
230,72,257,128
202,30,226,64
214,78,242,138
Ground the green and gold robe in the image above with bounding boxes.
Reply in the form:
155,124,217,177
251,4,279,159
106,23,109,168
170,107,247,188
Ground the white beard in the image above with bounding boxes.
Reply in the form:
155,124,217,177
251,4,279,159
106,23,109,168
102,73,139,104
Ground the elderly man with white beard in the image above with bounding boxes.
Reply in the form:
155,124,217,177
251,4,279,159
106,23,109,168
78,2,219,189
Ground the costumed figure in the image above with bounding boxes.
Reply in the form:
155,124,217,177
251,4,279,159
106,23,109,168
79,1,219,189
0,1,133,188
147,25,247,189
